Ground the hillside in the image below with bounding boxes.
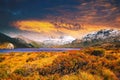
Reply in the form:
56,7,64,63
0,32,42,48
62,29,120,48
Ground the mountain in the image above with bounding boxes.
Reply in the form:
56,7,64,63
82,29,120,42
1,29,119,48
43,36,75,47
63,29,120,48
0,32,36,48
81,29,120,48
15,35,33,43
15,35,44,48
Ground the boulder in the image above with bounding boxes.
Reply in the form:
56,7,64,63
7,43,14,49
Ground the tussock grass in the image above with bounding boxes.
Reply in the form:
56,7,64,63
0,48,120,80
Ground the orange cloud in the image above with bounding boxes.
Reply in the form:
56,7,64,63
116,16,120,22
13,20,56,33
12,20,83,37
12,20,119,39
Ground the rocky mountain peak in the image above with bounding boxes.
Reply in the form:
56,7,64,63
82,29,120,41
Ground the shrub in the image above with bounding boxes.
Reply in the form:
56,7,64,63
27,52,32,55
9,73,25,80
17,53,24,56
9,52,15,56
105,54,118,60
14,68,30,77
26,57,35,62
60,71,101,80
0,57,5,62
79,72,101,80
0,65,10,79
102,68,118,80
91,49,105,57
0,69,9,78
45,74,60,80
36,53,49,59
37,53,88,76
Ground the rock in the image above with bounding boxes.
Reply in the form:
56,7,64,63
7,43,14,49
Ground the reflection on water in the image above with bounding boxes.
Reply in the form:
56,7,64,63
0,48,80,53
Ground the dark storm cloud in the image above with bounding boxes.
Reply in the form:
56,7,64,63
45,0,120,27
0,0,120,34
0,0,120,20
0,0,81,32
0,0,81,23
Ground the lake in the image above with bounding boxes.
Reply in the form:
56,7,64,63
0,48,80,53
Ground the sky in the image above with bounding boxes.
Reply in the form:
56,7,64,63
0,0,120,41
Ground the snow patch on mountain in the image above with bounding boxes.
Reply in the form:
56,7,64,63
82,29,120,41
43,36,75,45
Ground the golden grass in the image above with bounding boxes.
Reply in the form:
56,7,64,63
0,42,9,49
0,52,59,73
0,48,120,80
61,71,101,80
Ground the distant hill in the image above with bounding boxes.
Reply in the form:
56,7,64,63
15,35,44,48
0,32,41,48
62,29,120,48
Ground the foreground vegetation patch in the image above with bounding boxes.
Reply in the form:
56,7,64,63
0,48,120,80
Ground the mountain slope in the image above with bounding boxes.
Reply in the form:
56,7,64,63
0,32,34,48
63,29,120,48
82,29,120,42
15,35,44,48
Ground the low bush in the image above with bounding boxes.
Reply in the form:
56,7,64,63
26,57,36,62
14,68,31,77
0,56,5,62
79,72,101,80
105,54,118,60
102,68,118,80
91,49,105,57
37,53,88,76
0,65,10,79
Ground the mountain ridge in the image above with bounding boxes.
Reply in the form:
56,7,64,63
62,29,120,48
0,32,36,48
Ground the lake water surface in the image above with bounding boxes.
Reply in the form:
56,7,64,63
0,48,80,53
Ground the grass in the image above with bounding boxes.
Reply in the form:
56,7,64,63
0,48,120,80
0,42,10,49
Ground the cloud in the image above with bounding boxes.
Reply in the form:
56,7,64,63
12,19,119,39
13,20,56,33
12,20,82,37
116,16,120,22
44,0,120,28
9,0,120,39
